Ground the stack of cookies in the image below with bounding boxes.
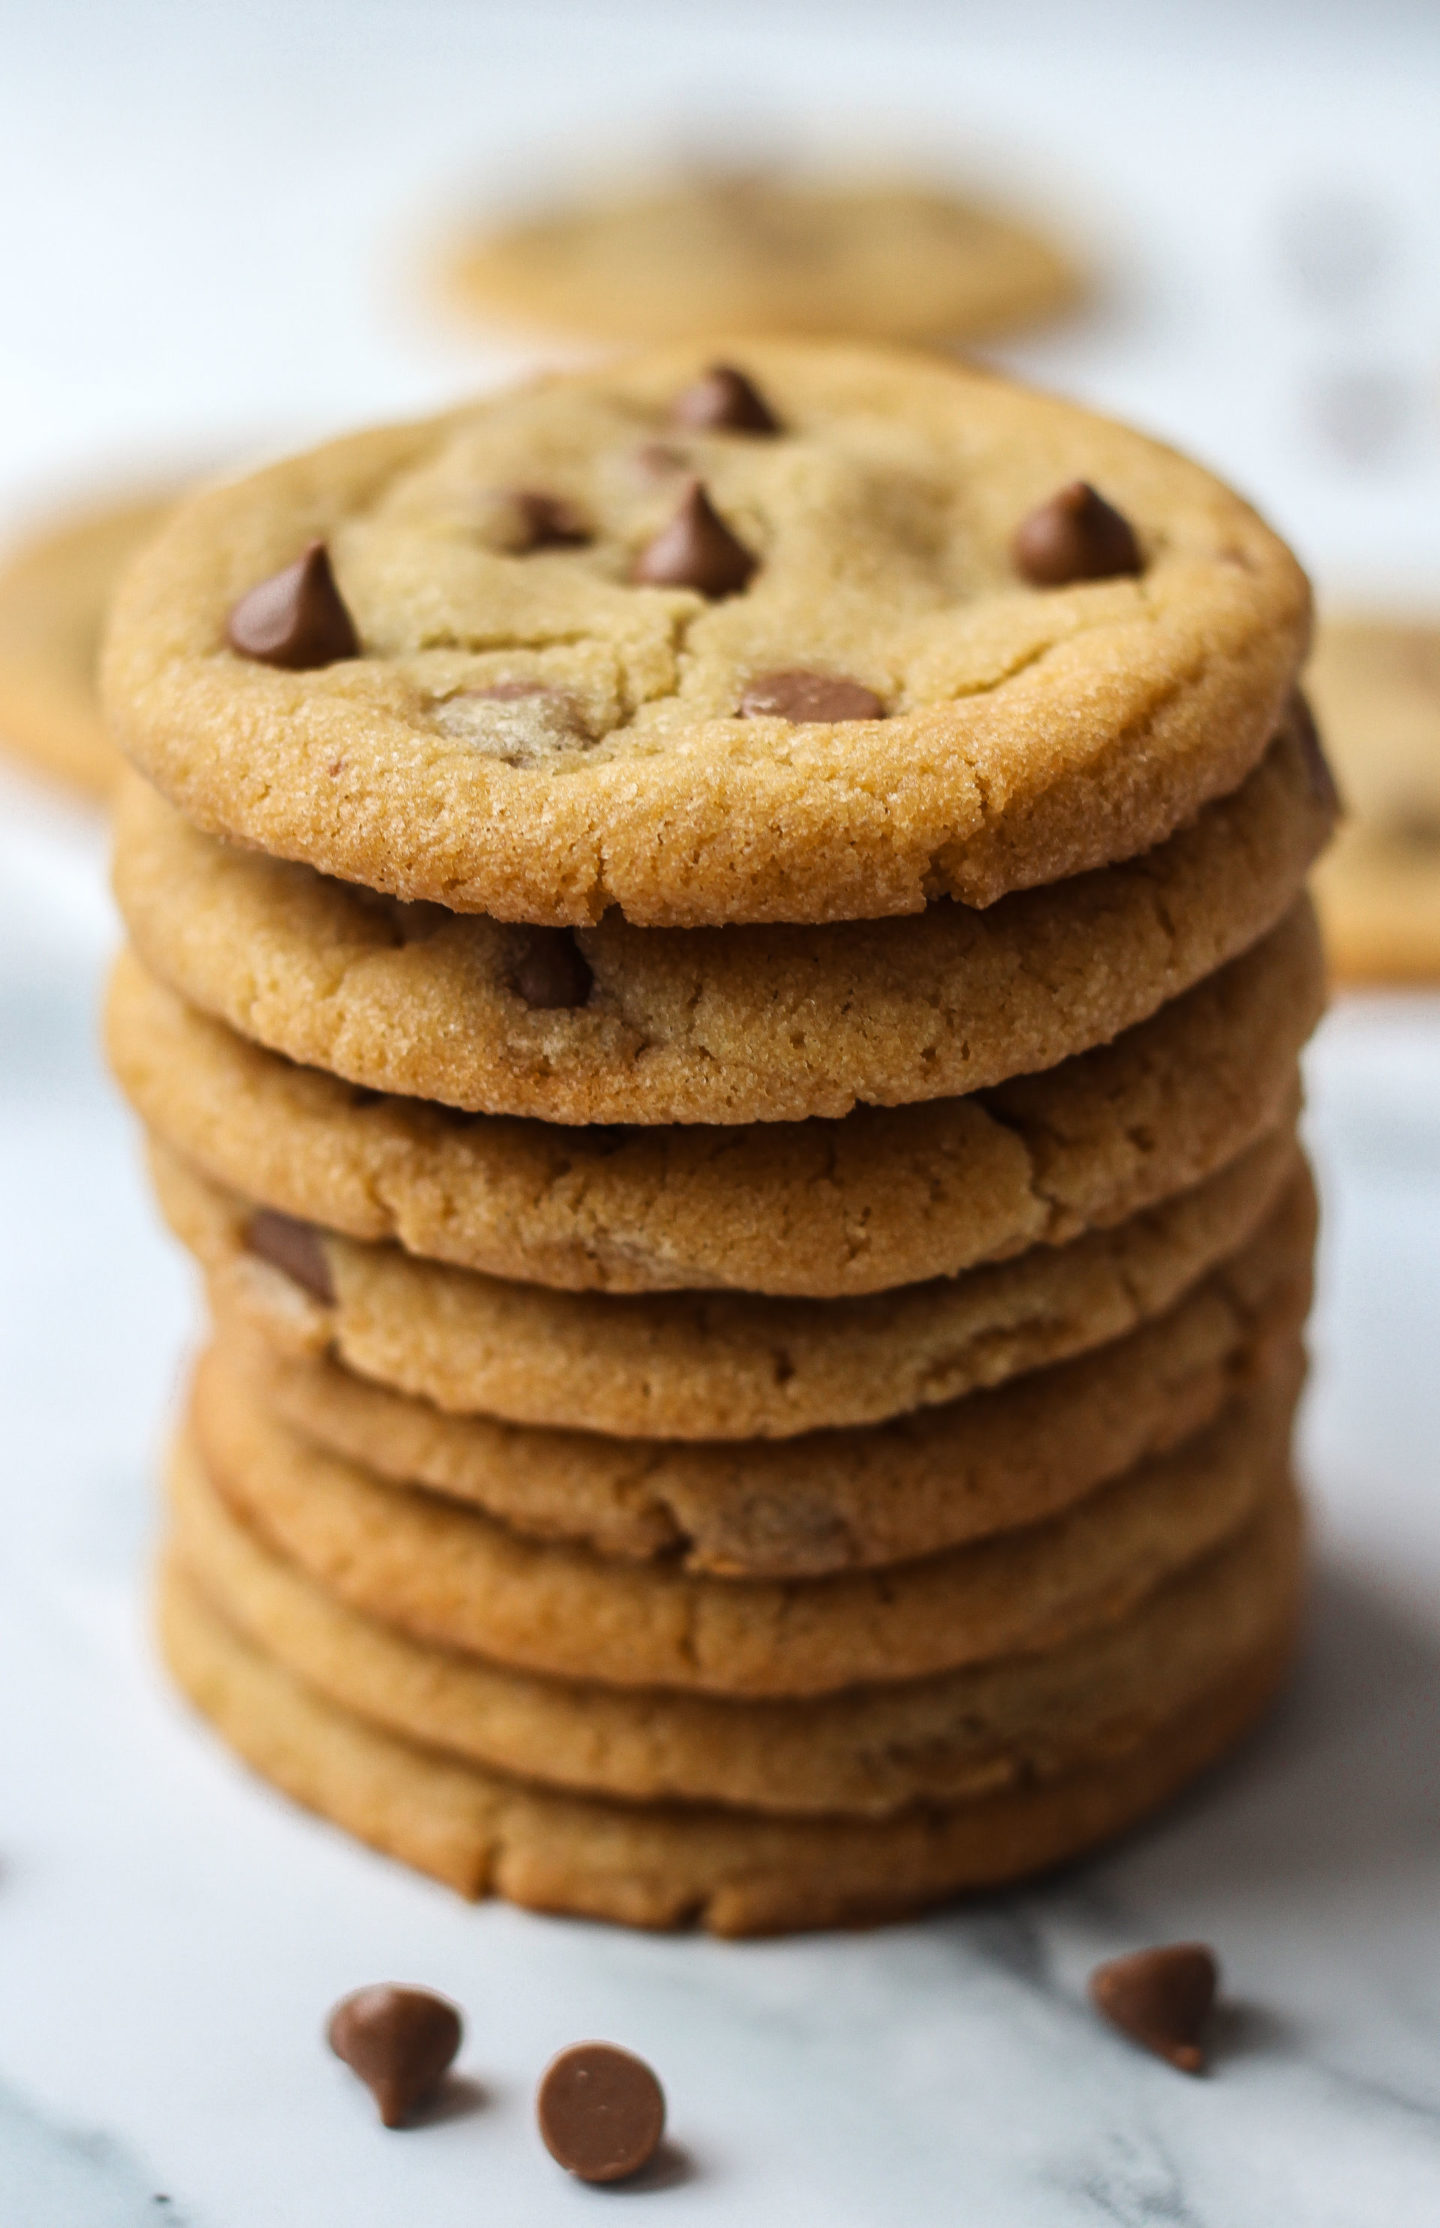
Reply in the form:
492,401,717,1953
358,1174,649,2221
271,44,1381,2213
102,342,1333,1935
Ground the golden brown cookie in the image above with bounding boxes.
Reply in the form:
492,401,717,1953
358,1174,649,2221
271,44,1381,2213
0,489,172,795
106,900,1323,1297
1306,615,1440,981
158,1554,1298,1932
443,172,1084,349
111,719,1330,1126
186,1356,1300,1698
154,1125,1302,1439
216,1170,1312,1575
100,342,1311,928
170,1432,1300,1820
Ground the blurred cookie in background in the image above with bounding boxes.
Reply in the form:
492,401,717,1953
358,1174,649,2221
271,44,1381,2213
1308,617,1440,981
0,488,176,798
442,169,1084,349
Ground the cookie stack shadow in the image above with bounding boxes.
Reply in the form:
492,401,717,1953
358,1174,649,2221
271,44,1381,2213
99,347,1336,1935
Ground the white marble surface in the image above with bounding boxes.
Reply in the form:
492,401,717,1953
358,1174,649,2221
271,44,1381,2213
2,3,1440,2221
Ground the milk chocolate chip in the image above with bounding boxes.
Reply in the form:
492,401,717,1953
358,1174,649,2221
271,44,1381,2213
740,669,884,722
1089,1943,1219,2073
672,364,781,434
226,542,359,669
536,2042,666,2184
327,1985,463,2127
245,1209,334,1303
633,479,757,598
514,927,593,1009
1013,482,1142,587
506,490,591,550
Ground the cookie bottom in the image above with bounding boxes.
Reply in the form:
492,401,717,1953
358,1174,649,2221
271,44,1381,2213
158,1560,1299,1936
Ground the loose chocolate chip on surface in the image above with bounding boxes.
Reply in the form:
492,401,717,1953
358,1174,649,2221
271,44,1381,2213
1012,481,1142,587
507,490,591,549
633,479,757,598
537,2042,666,2184
740,668,884,723
1089,1943,1219,2073
514,927,594,1010
672,364,782,434
245,1209,335,1304
226,542,360,669
327,1985,463,2127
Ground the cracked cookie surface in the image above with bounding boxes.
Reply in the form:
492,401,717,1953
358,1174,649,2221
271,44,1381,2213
101,341,1310,927
111,717,1330,1126
106,904,1322,1297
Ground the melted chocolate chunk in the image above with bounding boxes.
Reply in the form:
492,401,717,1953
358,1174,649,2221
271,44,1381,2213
513,927,593,1010
506,490,591,550
245,1209,335,1304
633,480,757,598
327,1985,463,2127
1012,482,1142,587
1089,1943,1219,2073
740,669,884,723
671,364,781,435
226,542,359,669
536,2042,666,2184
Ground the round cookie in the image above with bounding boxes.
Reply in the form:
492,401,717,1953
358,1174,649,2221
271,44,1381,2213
101,341,1312,929
153,1124,1302,1439
0,489,172,795
111,719,1331,1127
1306,615,1440,981
107,900,1323,1297
218,1172,1313,1575
443,172,1084,349
186,1360,1299,1697
159,1556,1299,1933
171,1434,1300,1820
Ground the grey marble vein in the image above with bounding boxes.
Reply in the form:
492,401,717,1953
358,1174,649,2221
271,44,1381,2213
0,2078,192,2228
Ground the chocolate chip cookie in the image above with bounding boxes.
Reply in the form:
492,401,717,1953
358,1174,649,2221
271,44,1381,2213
443,172,1084,349
101,342,1310,928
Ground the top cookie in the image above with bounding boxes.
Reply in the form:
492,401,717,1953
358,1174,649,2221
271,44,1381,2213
101,342,1310,928
443,172,1082,348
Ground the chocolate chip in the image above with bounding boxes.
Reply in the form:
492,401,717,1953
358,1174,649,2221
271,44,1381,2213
739,669,884,723
1012,482,1142,588
326,1985,462,2128
514,927,593,1009
1089,1943,1219,2073
671,364,781,435
245,1209,335,1303
226,542,360,669
633,479,757,598
506,490,590,550
536,2042,665,2184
